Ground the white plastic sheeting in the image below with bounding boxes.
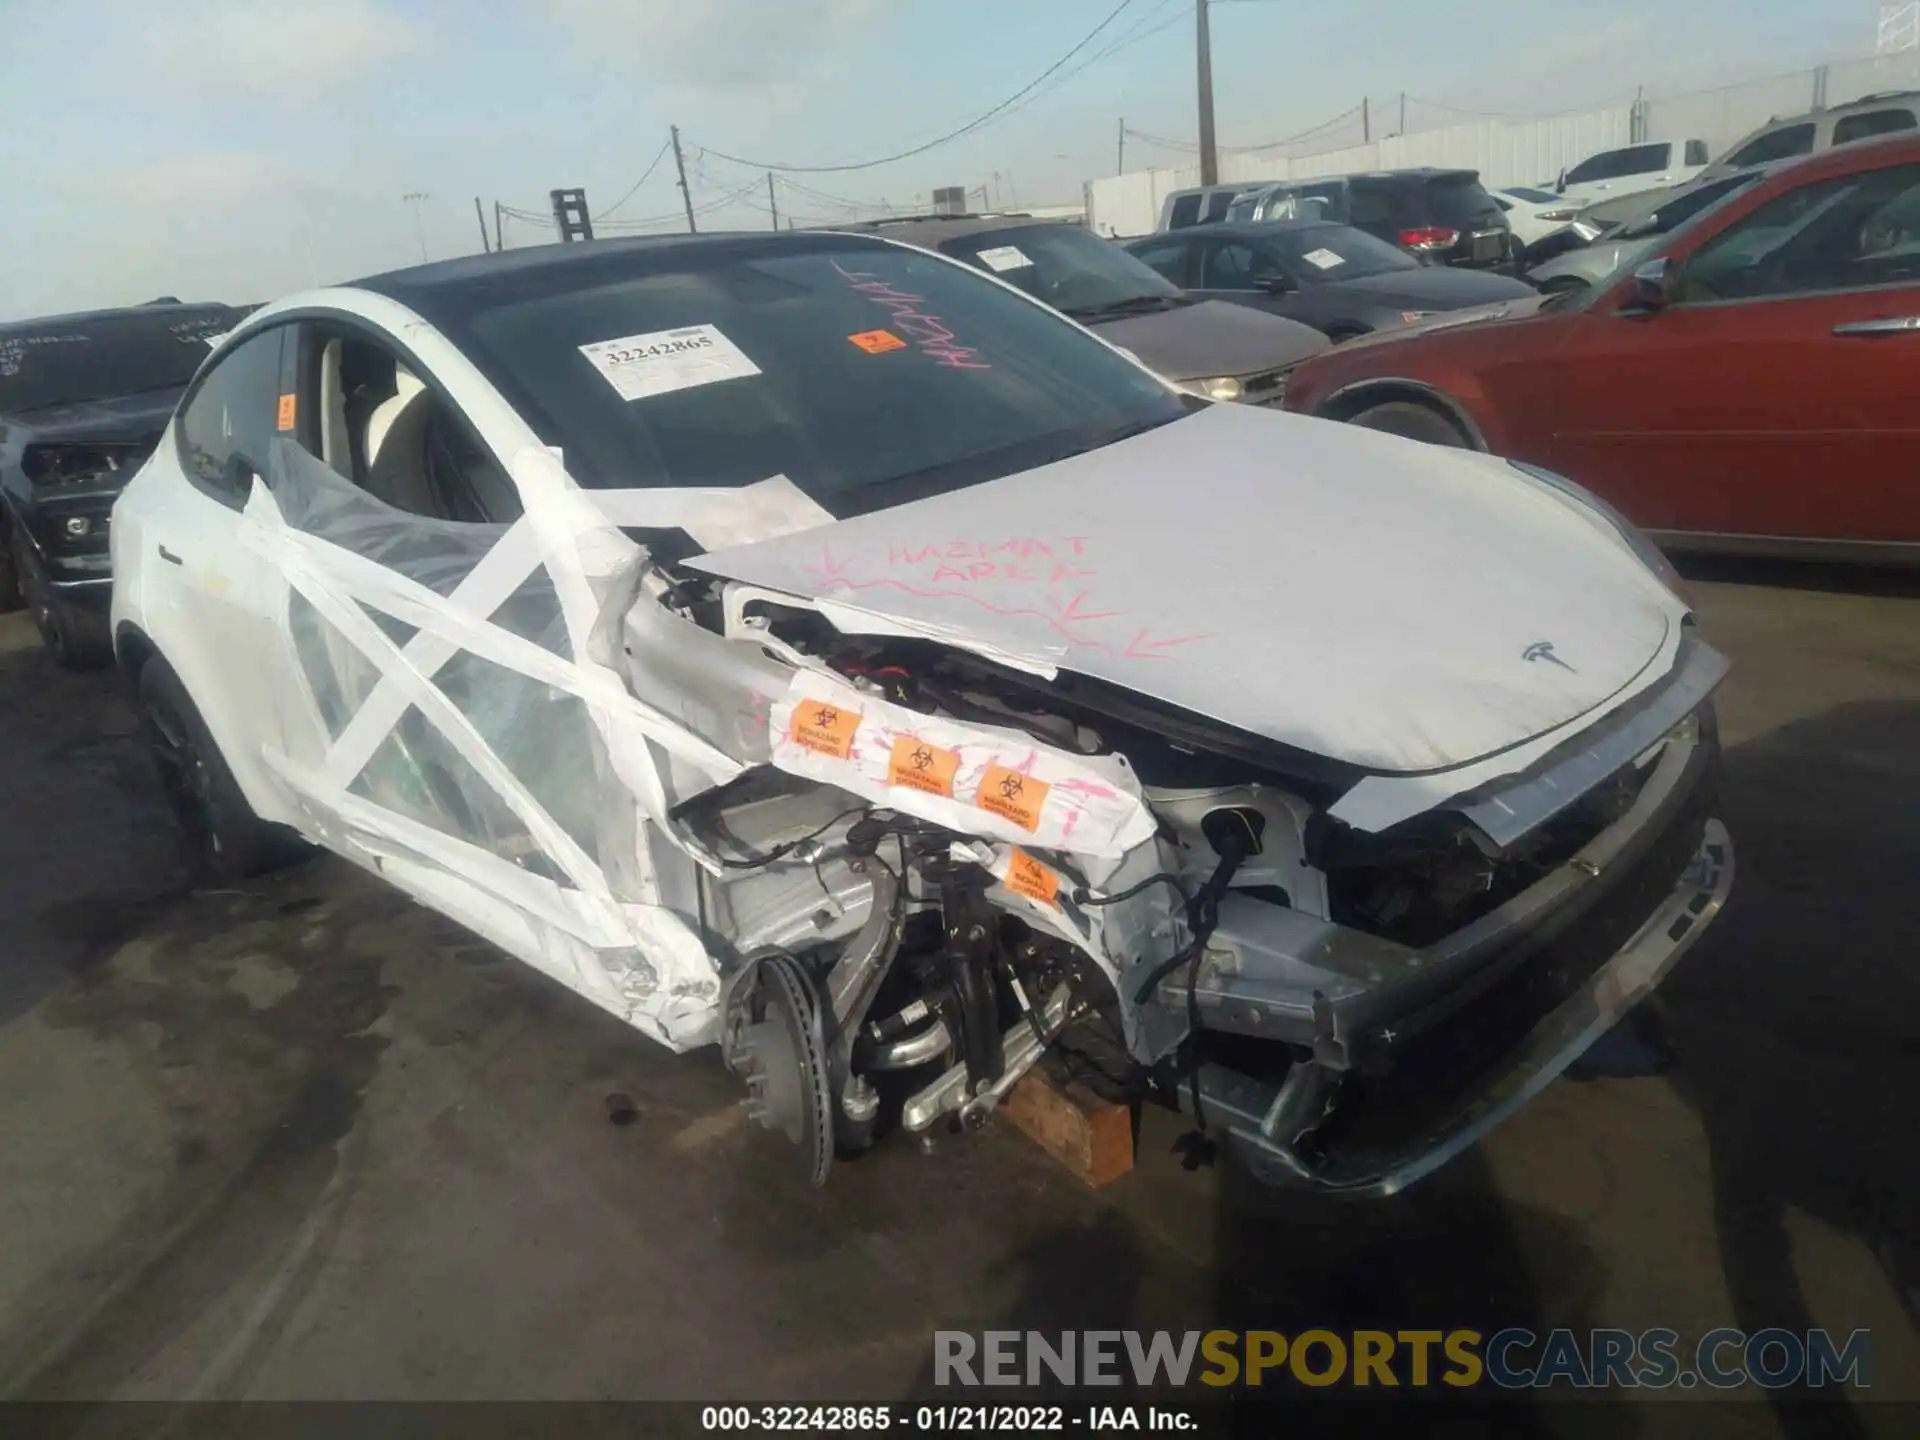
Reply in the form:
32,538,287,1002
242,438,742,1049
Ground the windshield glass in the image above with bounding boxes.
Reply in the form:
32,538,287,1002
0,308,232,415
1503,187,1563,205
1569,174,1772,310
937,224,1184,319
1422,175,1503,227
444,237,1192,516
1617,172,1763,238
1267,223,1420,280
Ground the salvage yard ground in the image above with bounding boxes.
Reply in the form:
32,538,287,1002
1,562,1916,1434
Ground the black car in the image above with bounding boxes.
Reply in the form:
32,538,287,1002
857,215,1327,403
1223,168,1516,270
0,301,239,665
1125,219,1536,342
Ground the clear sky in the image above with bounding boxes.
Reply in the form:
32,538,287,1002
1,0,1876,319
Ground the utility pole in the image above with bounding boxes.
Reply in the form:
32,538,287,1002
1117,117,1125,175
1362,96,1371,143
402,192,430,262
1399,91,1407,137
493,200,504,252
671,124,697,233
473,196,490,253
767,172,779,231
1195,0,1218,185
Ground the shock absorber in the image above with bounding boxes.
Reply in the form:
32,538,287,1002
928,856,1004,1093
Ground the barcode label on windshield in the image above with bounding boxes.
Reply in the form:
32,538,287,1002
579,324,762,401
976,246,1033,273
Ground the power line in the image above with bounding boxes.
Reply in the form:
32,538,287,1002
594,139,673,221
596,178,763,231
690,0,1141,174
1227,104,1366,152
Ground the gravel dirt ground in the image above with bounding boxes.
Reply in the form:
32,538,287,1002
1,561,1915,1437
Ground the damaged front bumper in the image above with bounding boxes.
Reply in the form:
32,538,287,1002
1162,660,1733,1196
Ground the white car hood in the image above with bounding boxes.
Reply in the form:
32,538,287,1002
688,404,1681,775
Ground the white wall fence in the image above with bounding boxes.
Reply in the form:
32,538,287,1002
1086,48,1920,237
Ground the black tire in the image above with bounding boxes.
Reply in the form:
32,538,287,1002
1346,400,1469,448
138,658,308,882
11,528,110,670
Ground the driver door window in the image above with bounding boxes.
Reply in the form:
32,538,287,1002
291,324,521,524
175,327,287,510
1674,164,1920,304
1202,242,1285,290
1129,238,1192,286
1724,123,1815,170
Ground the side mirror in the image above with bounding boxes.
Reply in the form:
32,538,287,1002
1628,257,1673,310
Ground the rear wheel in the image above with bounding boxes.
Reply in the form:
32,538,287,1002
1346,400,1469,448
138,658,308,882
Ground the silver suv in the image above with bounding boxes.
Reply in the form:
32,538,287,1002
1701,90,1917,181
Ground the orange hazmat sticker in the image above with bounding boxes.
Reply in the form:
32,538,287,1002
976,763,1049,832
848,328,907,354
275,393,297,431
888,736,960,797
1005,849,1059,907
789,699,861,759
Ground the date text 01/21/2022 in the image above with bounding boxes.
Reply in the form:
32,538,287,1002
699,1405,1199,1432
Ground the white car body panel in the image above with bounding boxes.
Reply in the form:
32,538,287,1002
687,402,1684,778
1495,191,1582,247
1553,142,1708,211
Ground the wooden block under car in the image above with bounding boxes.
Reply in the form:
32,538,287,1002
1001,1072,1135,1187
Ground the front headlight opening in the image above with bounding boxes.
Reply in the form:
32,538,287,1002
1195,375,1244,402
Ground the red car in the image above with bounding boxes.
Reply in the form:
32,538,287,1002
1283,134,1920,560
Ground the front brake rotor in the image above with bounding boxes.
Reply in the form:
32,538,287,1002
734,953,834,1187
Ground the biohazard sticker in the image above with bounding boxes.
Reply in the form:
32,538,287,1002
888,736,959,797
976,763,1049,832
276,394,297,431
848,329,907,354
1005,849,1059,906
789,699,861,759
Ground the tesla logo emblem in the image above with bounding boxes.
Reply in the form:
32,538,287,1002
1522,641,1576,673
908,745,934,772
999,772,1025,800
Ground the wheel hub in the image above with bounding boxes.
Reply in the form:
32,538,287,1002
730,954,834,1187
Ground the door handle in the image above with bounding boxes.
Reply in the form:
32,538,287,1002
1832,316,1920,336
158,545,183,566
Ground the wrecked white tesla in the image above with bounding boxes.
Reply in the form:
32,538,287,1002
109,233,1732,1192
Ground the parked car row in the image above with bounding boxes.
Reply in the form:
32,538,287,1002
0,179,1747,1198
1280,132,1920,560
1138,91,1919,292
1163,167,1523,271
